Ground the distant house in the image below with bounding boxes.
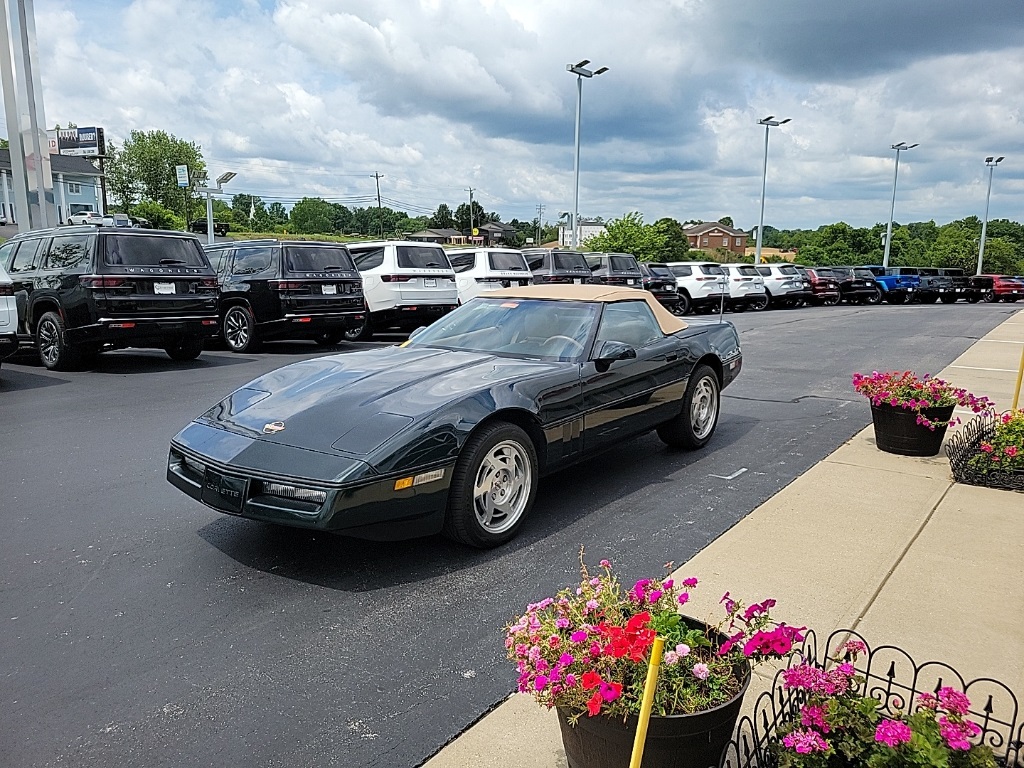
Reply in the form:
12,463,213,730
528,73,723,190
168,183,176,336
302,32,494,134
558,219,606,247
0,149,104,224
684,222,748,255
476,221,516,246
409,228,467,245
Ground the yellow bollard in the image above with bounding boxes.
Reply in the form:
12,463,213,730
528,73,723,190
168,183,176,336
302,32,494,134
1012,343,1024,412
629,636,665,768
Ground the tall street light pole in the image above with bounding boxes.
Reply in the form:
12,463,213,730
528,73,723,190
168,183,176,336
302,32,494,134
977,155,1004,276
754,115,790,265
881,141,918,269
566,59,607,249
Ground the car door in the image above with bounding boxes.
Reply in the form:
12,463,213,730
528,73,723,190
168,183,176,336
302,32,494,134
581,300,687,453
6,238,44,337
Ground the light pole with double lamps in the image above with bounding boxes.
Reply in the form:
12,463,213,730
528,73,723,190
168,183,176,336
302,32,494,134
976,156,1004,276
881,142,918,269
566,59,608,248
754,115,790,265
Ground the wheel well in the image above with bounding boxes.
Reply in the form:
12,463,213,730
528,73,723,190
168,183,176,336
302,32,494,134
678,288,692,299
470,409,548,471
222,299,252,314
29,300,61,329
695,354,723,386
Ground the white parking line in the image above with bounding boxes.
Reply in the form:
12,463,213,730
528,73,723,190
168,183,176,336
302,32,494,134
709,468,748,480
977,339,1024,344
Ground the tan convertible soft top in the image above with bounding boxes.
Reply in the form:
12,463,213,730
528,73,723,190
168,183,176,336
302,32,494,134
485,284,688,334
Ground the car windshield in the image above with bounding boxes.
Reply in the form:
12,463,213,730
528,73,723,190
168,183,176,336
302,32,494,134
553,252,588,271
104,235,206,266
284,246,355,272
405,298,599,362
396,246,450,269
609,255,639,271
488,251,528,271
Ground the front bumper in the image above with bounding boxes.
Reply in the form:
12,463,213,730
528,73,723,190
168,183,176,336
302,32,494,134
167,423,453,540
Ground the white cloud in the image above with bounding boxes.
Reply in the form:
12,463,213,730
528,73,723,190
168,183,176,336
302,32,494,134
0,0,1016,228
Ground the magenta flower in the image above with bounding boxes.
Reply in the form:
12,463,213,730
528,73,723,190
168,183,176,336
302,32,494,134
937,687,971,716
682,577,699,587
782,729,830,754
648,590,663,603
678,592,690,605
875,719,912,747
599,559,611,568
534,675,549,691
570,630,588,643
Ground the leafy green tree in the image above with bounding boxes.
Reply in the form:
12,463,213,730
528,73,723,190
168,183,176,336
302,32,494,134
266,202,289,227
926,223,976,271
105,130,207,214
430,203,455,229
978,237,1024,275
0,137,8,149
289,197,337,234
718,216,734,227
455,201,488,233
653,217,690,261
131,200,181,230
584,212,667,261
331,203,353,233
231,194,268,229
104,140,140,211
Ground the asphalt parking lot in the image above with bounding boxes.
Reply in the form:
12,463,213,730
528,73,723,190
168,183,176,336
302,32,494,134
0,302,1017,767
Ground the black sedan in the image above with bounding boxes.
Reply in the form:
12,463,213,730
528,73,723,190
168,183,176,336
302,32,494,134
166,285,743,548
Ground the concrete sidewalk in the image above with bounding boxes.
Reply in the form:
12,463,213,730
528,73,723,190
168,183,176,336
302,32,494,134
424,310,1024,768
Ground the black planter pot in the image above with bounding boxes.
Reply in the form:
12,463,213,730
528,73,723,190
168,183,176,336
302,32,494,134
556,664,751,768
870,402,955,457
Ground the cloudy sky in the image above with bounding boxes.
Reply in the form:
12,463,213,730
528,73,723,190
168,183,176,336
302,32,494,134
12,0,1024,230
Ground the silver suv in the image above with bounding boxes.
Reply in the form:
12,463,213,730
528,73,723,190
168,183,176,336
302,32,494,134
754,263,812,308
665,261,727,315
720,263,767,312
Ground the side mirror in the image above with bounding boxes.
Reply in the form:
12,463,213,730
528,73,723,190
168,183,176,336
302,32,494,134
594,341,637,368
408,326,428,340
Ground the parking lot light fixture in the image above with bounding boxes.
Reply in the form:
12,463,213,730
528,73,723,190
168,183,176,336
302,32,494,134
201,171,237,245
881,142,918,269
566,59,608,248
977,156,1005,276
754,116,790,265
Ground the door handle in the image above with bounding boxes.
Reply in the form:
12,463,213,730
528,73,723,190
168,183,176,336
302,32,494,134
666,354,678,362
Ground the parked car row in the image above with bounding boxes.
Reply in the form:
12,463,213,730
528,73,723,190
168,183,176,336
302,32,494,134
66,211,152,228
5,231,1021,373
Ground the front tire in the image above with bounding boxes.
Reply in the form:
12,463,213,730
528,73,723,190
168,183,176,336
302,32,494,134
750,293,769,311
657,364,721,450
983,290,997,303
314,331,344,347
822,294,841,306
865,287,883,305
223,305,261,353
443,422,538,548
343,316,374,342
165,337,204,361
672,292,691,316
36,311,81,371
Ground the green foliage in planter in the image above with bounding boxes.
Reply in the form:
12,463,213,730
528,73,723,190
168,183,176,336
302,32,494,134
968,409,1024,473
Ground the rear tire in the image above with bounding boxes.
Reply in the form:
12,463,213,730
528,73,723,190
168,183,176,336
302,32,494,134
165,337,204,361
343,316,374,342
822,294,841,306
983,290,997,303
865,287,883,305
223,305,261,353
657,364,721,450
442,422,538,548
672,292,691,316
35,311,81,371
750,293,769,311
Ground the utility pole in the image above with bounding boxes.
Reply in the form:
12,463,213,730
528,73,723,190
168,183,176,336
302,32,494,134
372,172,384,238
536,203,545,244
466,187,475,240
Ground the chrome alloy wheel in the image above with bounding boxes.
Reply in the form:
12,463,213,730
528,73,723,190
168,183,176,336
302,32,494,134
224,307,250,350
472,440,532,534
690,376,719,440
38,318,60,366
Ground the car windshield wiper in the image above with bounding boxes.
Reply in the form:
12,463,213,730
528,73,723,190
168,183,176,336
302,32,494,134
323,266,347,271
159,258,188,265
423,262,443,267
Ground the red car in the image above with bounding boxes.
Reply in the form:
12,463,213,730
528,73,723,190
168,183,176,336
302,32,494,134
796,266,842,306
981,274,1024,303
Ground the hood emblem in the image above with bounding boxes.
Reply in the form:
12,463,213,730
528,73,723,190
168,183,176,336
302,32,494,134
262,421,286,434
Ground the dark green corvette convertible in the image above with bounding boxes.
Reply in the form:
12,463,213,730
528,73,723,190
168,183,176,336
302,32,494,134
166,285,742,548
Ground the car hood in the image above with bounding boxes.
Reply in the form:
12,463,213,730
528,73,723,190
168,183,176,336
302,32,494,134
197,346,563,456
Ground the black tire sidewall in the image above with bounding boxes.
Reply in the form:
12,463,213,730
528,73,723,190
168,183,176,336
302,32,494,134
224,306,257,352
657,363,720,450
443,422,538,548
36,311,76,371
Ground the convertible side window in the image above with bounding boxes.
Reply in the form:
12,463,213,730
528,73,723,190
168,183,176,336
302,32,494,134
594,301,663,350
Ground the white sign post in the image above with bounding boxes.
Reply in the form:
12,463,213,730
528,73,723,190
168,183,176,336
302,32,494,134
175,165,189,231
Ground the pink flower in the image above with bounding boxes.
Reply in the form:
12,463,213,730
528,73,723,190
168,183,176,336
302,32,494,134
783,729,830,754
843,639,867,656
555,617,570,629
662,579,673,589
558,653,575,667
678,592,690,605
585,599,599,613
692,663,710,680
800,704,831,733
938,715,981,750
980,443,994,453
682,577,698,587
570,630,588,643
1005,446,1019,458
662,651,679,666
599,559,611,568
675,643,690,657
534,675,549,691
937,687,971,716
648,590,663,603
564,673,577,687
875,719,912,747
918,692,938,710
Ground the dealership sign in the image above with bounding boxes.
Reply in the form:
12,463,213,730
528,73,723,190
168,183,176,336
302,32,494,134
46,127,106,157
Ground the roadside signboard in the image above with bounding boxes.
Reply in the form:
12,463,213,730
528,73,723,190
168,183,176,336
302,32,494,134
46,127,106,156
175,165,189,187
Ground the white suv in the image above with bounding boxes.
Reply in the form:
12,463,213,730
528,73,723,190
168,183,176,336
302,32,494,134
345,241,458,340
448,248,533,303
665,261,727,315
754,263,811,308
720,263,767,312
0,262,19,369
